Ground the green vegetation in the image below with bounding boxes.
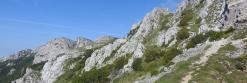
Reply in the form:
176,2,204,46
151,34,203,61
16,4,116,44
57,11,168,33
113,71,146,83
186,33,208,49
114,56,129,70
55,49,94,83
0,56,34,83
234,55,247,71
29,61,47,71
80,65,112,83
206,27,235,42
178,6,202,33
190,17,202,32
132,58,143,71
143,13,173,46
55,51,131,83
179,9,194,27
144,45,163,63
80,55,131,83
233,29,247,40
195,17,202,25
208,31,226,41
127,25,140,39
162,48,182,64
143,28,161,46
159,13,173,31
156,43,246,83
143,46,182,65
220,43,237,52
176,27,190,41
156,55,200,83
190,44,247,83
142,46,182,77
195,0,205,9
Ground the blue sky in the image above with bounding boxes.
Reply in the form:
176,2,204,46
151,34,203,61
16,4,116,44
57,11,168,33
0,0,182,56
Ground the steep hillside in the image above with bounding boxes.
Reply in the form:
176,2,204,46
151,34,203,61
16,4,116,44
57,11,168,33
1,0,247,83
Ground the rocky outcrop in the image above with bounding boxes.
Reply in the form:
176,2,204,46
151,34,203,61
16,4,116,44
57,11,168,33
75,37,93,49
84,39,126,71
13,68,41,83
33,38,75,64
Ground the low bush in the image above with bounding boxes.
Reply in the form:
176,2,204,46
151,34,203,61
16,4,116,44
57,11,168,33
186,34,208,49
114,56,129,70
235,62,246,71
132,58,143,71
159,14,173,31
195,17,202,24
234,55,247,71
176,27,190,41
233,29,247,40
29,61,46,71
179,9,194,27
81,65,112,83
207,27,235,41
162,48,182,65
144,45,163,63
208,31,225,41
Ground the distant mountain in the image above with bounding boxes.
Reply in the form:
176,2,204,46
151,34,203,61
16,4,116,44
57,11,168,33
1,0,247,83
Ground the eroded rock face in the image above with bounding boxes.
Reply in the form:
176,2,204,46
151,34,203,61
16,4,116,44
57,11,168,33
130,8,170,42
221,0,247,27
40,52,78,83
84,39,127,71
33,38,76,64
75,37,93,49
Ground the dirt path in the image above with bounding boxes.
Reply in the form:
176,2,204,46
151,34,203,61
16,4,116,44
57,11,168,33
181,72,193,83
195,39,229,66
180,39,229,83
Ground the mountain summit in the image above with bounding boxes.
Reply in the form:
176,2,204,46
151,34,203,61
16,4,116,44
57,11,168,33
1,0,247,83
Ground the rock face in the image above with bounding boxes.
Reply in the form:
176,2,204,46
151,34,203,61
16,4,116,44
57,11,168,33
75,37,93,48
33,38,75,64
1,0,247,83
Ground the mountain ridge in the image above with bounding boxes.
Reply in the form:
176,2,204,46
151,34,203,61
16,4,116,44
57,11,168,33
1,0,247,83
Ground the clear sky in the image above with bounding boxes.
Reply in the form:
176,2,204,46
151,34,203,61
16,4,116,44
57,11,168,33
0,0,182,56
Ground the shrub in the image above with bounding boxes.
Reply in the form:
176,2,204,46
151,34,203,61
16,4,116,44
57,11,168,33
132,58,143,71
179,9,194,27
81,65,112,83
207,27,235,41
207,31,225,41
114,56,129,70
83,49,94,58
144,45,163,63
195,17,202,24
233,29,247,40
186,34,208,49
195,0,205,9
29,61,46,71
234,55,247,71
176,27,190,41
151,69,159,76
235,62,246,71
159,14,173,31
220,44,237,52
162,48,182,65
